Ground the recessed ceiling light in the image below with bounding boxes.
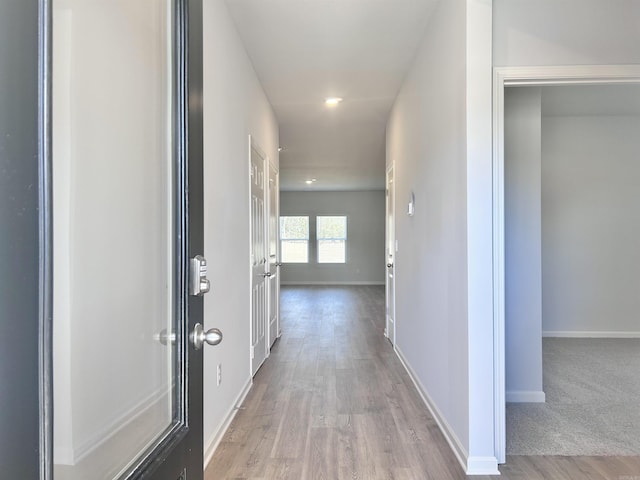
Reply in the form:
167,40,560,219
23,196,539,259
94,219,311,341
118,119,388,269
305,178,317,185
325,97,343,106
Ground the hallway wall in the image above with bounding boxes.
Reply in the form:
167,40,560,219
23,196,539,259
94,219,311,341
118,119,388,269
386,0,469,457
202,0,279,464
386,0,494,473
279,190,385,285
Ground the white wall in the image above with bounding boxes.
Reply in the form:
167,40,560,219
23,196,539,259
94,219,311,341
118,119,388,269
279,190,385,285
542,114,640,335
494,0,640,66
202,0,279,464
386,0,494,473
387,0,469,458
504,88,544,402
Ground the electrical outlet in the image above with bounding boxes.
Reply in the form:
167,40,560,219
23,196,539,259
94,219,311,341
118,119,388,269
217,363,222,386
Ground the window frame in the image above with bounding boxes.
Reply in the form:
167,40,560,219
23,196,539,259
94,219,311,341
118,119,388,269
279,215,310,264
316,215,347,264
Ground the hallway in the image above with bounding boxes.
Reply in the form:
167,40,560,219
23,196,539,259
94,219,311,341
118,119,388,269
206,285,476,479
205,286,640,480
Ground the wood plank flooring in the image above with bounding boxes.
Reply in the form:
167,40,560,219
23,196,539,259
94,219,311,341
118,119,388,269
205,285,640,480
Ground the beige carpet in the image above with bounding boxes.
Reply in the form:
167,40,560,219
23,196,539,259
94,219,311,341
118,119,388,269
507,338,640,456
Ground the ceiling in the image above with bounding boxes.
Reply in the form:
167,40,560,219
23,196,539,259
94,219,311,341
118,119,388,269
223,0,438,191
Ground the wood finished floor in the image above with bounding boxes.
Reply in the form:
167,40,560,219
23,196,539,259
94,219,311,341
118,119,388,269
205,285,640,480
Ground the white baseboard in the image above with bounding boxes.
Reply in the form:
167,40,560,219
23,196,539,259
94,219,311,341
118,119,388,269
543,330,640,338
280,281,384,286
467,456,501,476
395,347,499,475
394,347,469,474
506,390,546,403
204,378,253,469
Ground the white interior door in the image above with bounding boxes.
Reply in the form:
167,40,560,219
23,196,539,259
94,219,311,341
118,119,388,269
267,163,280,347
386,166,396,345
250,141,268,375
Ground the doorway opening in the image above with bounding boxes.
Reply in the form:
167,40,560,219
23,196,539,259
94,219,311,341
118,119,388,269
493,65,640,462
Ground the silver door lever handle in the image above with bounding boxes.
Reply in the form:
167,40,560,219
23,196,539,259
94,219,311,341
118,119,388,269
263,272,273,277
387,263,394,268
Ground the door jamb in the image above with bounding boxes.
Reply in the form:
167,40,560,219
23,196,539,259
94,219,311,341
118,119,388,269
492,64,640,464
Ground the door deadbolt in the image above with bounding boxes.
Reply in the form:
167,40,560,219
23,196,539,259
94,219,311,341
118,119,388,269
190,255,210,296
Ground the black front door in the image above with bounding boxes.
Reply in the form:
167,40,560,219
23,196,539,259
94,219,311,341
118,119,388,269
0,1,205,479
0,0,43,477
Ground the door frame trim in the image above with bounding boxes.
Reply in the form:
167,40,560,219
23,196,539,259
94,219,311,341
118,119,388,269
492,64,640,464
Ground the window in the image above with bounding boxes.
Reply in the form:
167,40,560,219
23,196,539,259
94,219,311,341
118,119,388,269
280,216,309,263
317,216,347,263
